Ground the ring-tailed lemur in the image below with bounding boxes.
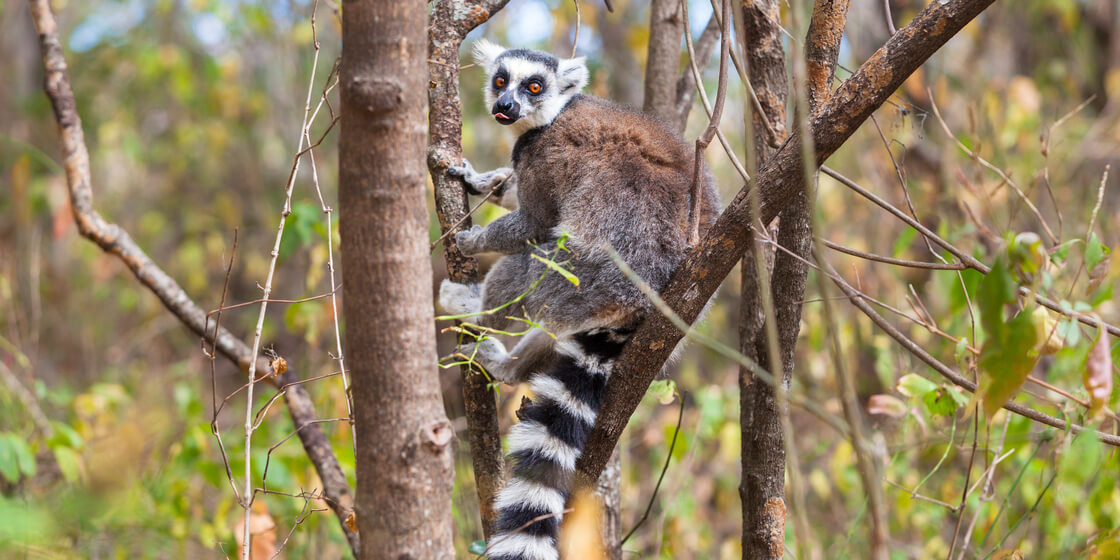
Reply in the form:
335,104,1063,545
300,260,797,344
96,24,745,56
439,39,719,560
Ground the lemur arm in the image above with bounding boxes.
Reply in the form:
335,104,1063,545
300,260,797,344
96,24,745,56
455,209,541,256
449,159,519,211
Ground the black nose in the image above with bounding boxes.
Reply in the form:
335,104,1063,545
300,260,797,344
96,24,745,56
492,95,520,123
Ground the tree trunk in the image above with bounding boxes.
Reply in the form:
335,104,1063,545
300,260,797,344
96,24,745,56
736,0,790,556
340,2,454,559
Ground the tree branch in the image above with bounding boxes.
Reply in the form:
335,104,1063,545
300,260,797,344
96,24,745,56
673,13,720,132
735,0,789,555
427,0,512,538
644,0,684,121
26,0,357,553
575,0,1001,486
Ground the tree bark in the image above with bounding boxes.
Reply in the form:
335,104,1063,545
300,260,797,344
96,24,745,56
427,0,511,539
644,0,683,120
575,0,1000,487
340,2,454,559
736,0,790,556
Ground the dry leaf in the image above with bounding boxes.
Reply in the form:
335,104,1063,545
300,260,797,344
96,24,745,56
558,489,606,560
234,500,280,560
867,394,907,418
1085,318,1113,413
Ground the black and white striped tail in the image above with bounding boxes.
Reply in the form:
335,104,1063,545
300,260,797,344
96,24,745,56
485,328,631,560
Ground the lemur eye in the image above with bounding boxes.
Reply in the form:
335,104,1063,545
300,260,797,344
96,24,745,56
494,76,506,89
528,82,542,94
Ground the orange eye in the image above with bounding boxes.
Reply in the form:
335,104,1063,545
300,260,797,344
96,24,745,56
528,82,542,94
494,76,506,88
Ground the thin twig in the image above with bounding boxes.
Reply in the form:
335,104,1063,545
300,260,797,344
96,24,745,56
687,0,731,245
430,187,499,251
882,0,897,34
680,0,751,183
705,0,783,149
570,0,581,58
821,239,966,269
239,5,327,552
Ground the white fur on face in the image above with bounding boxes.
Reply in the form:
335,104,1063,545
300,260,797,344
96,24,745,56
470,40,589,136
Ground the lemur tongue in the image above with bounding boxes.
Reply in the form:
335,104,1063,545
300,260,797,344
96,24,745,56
495,113,509,120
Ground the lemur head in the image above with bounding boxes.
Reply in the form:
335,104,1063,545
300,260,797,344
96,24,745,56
472,39,589,136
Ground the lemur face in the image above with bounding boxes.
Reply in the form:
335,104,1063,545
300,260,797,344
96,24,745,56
472,39,589,135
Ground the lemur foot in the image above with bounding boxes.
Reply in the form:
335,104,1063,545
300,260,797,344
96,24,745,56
454,224,485,256
438,279,482,316
459,337,515,384
449,159,513,196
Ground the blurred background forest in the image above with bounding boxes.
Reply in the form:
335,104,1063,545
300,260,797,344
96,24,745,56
2,0,1120,558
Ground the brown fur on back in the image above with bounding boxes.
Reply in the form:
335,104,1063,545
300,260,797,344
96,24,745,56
512,95,719,292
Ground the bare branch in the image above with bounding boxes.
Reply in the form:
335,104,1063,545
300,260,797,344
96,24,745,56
674,14,719,132
687,0,731,246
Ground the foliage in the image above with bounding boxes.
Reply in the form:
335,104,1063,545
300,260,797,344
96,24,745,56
1,0,1118,558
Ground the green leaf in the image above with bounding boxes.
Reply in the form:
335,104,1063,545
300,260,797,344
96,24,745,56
922,387,958,418
891,227,918,258
555,231,570,252
1086,233,1112,294
897,373,938,398
979,307,1039,419
1059,430,1102,483
647,379,677,405
9,436,35,479
923,386,965,417
531,253,579,286
978,256,1016,343
53,446,83,484
0,436,19,484
48,422,84,450
1086,233,1109,271
1057,319,1082,347
954,337,971,365
1050,239,1078,265
468,540,487,555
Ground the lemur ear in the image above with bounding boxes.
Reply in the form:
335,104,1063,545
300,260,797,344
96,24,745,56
557,57,589,94
472,39,506,70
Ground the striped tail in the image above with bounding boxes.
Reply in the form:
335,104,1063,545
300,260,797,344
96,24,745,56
485,328,631,560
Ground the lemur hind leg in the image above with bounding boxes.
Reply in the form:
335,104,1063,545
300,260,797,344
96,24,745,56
438,279,482,316
457,328,556,384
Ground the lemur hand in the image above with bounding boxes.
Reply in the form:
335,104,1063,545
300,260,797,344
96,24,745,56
449,159,513,196
454,224,485,256
458,336,515,384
